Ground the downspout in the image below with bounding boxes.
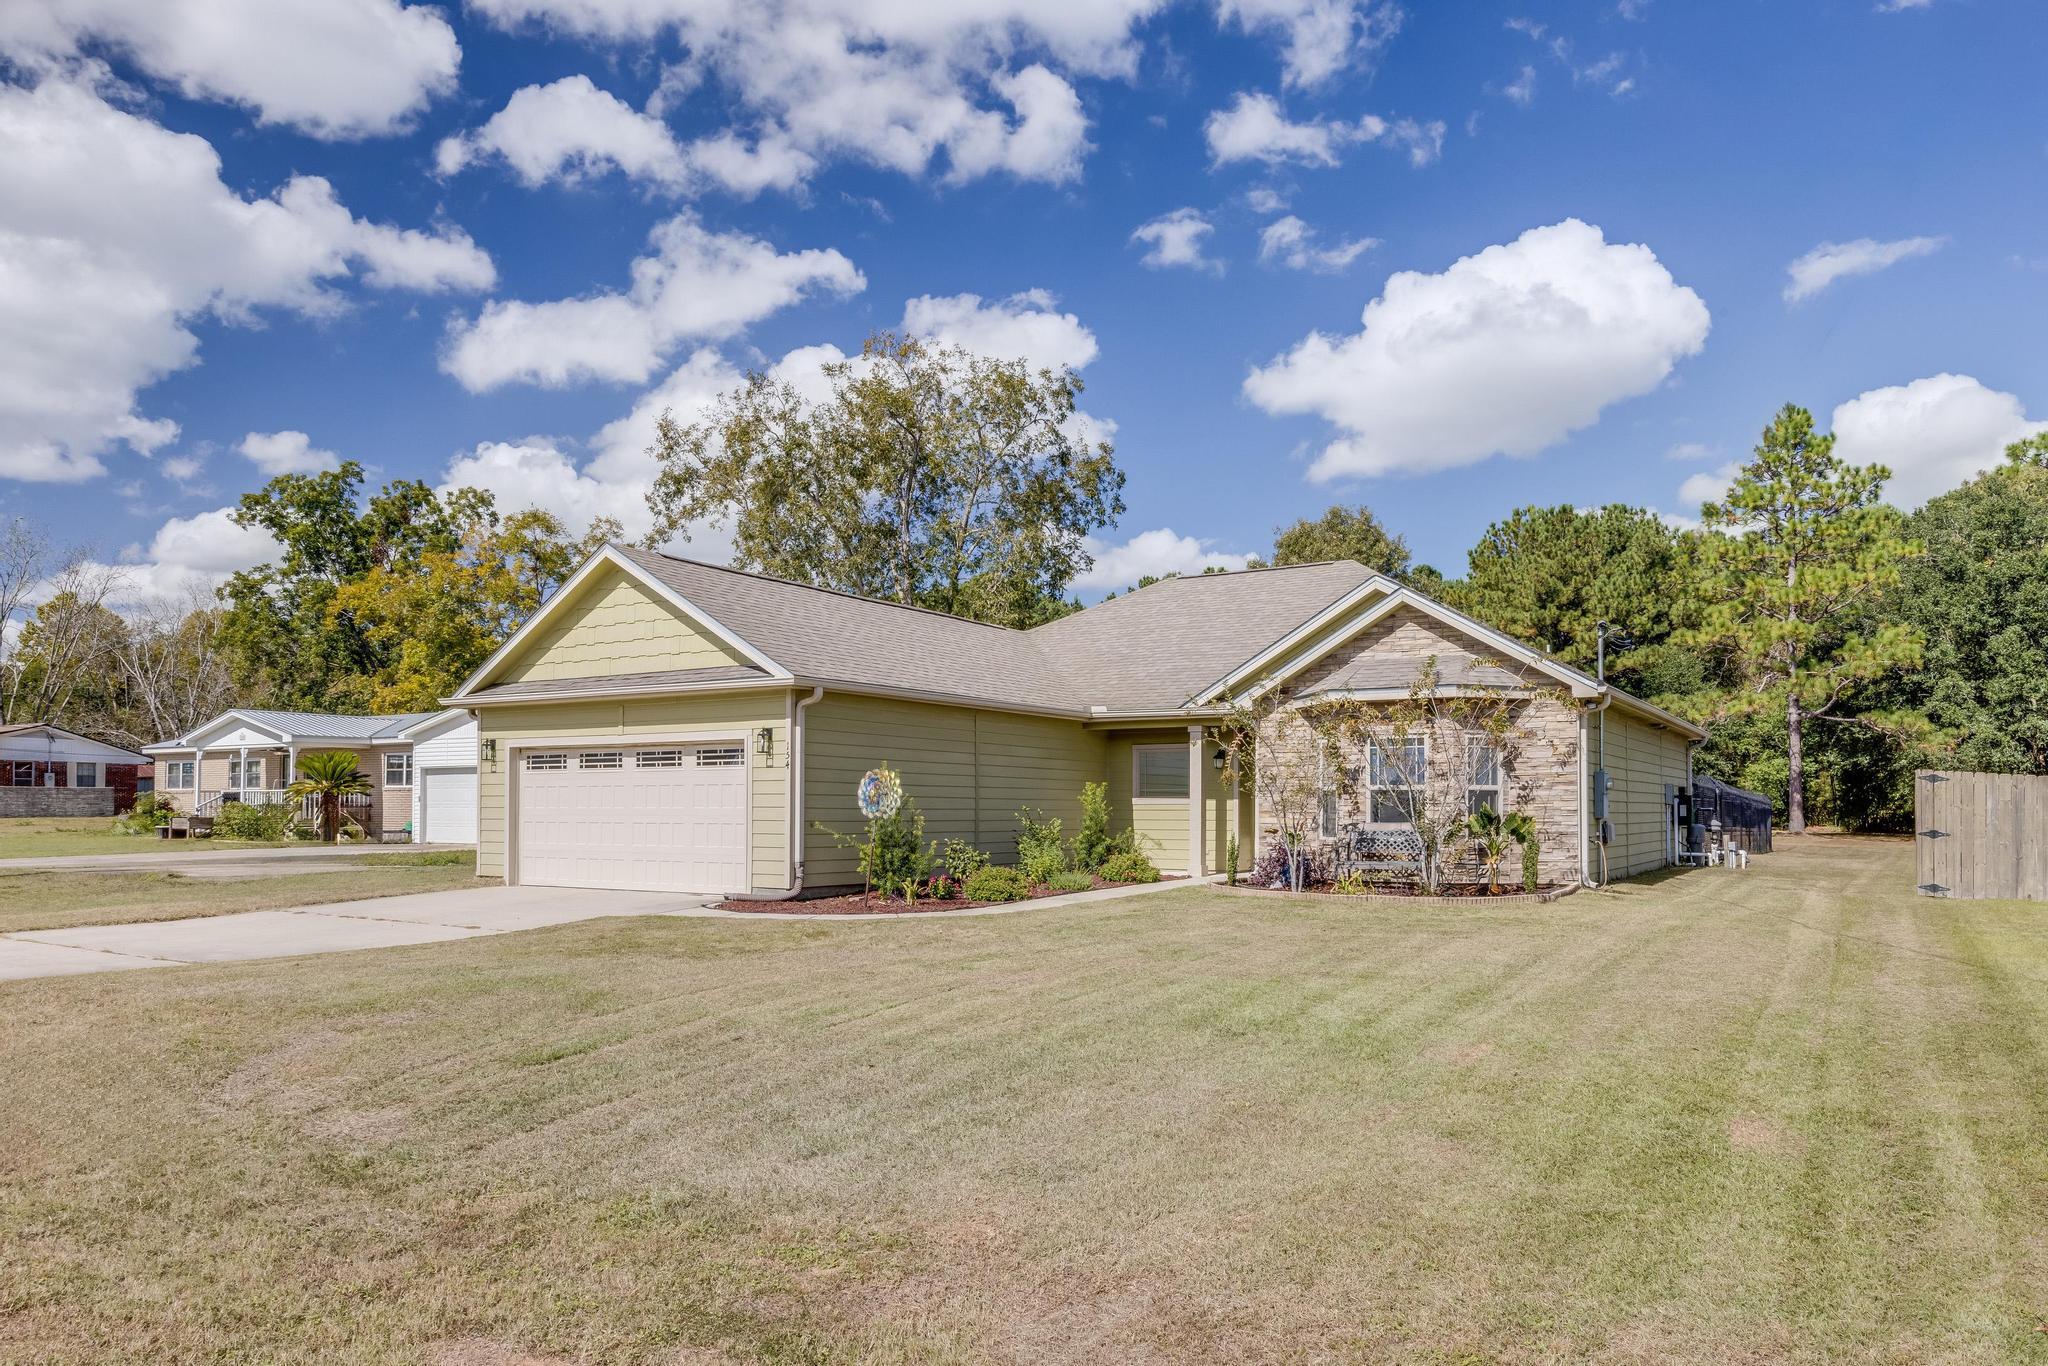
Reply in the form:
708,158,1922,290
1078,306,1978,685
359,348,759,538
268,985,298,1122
729,686,823,902
1581,692,1614,888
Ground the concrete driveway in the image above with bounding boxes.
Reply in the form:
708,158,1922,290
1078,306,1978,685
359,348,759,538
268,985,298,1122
0,885,715,982
0,844,473,874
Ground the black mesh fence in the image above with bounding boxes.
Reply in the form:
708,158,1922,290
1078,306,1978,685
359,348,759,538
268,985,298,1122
1690,774,1774,853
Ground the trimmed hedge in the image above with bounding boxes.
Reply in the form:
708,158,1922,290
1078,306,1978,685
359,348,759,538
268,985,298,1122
1098,852,1160,884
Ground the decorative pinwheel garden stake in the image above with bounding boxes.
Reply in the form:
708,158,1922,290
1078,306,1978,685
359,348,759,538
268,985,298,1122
857,767,903,820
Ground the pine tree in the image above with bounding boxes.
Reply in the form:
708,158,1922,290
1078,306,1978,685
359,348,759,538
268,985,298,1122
1684,404,1922,832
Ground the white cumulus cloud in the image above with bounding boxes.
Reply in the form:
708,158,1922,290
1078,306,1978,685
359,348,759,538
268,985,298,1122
1215,0,1405,88
1073,528,1257,591
0,0,459,139
1831,373,2046,508
0,79,494,486
1204,91,1442,168
900,290,1098,372
1258,216,1377,272
1783,235,1945,303
1244,218,1710,481
440,214,863,391
437,75,694,190
238,431,339,477
1131,208,1221,273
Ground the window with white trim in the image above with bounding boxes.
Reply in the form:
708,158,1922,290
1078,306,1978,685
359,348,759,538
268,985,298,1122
695,745,744,768
1319,758,1360,838
165,760,195,788
7,761,32,786
579,751,624,770
228,756,263,789
385,753,413,787
524,753,567,771
1367,736,1424,824
73,762,98,788
1467,737,1502,816
1133,744,1189,800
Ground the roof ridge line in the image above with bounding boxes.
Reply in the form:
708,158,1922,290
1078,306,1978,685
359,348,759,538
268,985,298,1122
624,544,1025,632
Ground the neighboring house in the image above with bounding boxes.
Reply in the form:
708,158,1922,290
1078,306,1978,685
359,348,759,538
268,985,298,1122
445,545,1706,896
0,724,150,816
143,708,478,844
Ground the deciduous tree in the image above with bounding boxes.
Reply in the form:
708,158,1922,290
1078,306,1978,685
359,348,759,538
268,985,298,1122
646,333,1125,626
1270,504,1411,579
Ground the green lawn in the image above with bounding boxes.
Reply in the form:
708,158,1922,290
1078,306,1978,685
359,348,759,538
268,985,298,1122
0,850,482,933
0,814,292,860
3,837,2044,1364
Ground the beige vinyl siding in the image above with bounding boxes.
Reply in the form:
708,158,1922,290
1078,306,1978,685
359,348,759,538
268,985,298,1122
476,692,791,888
1104,731,1190,874
1593,707,1692,880
803,693,1106,888
496,563,747,685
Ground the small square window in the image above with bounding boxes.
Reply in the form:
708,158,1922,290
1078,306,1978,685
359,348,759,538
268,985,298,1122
1134,744,1189,800
74,763,98,788
385,753,413,787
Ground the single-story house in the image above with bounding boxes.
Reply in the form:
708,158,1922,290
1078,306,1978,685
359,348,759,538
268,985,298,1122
444,544,1706,896
0,724,150,816
143,708,478,844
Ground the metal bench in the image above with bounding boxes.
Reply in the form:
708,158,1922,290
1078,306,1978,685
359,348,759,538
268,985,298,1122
1335,827,1427,882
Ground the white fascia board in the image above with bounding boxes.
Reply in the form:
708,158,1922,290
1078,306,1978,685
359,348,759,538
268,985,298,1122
1192,576,1402,705
449,545,791,700
179,711,292,748
395,707,474,742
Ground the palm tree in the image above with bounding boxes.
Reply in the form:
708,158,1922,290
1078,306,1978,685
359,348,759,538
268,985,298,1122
287,750,372,843
1467,806,1536,894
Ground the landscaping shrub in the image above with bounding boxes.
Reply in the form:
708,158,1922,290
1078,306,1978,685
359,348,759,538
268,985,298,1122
962,865,1029,902
1098,851,1160,884
1014,807,1068,884
939,838,988,883
1251,841,1332,890
1070,782,1138,871
115,792,172,835
817,779,937,898
1045,870,1094,893
1520,826,1541,891
213,801,293,842
1331,870,1374,896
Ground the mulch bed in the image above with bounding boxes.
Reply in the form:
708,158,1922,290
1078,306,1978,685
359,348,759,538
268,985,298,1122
1218,882,1576,905
717,874,1185,916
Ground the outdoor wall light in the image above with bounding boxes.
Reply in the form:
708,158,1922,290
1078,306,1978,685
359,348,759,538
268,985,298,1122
1212,747,1228,772
755,727,774,758
481,738,497,765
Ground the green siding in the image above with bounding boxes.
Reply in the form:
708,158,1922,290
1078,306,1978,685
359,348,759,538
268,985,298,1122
803,693,1107,888
491,563,747,686
1591,707,1692,880
476,691,791,889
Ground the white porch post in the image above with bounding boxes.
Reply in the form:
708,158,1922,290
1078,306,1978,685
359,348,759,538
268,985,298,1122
237,745,248,795
1188,724,1205,878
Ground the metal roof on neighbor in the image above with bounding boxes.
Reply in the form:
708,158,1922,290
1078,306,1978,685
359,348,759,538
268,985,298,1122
150,710,441,747
461,664,773,703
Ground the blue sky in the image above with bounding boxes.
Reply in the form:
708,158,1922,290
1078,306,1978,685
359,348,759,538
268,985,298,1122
2,0,2043,609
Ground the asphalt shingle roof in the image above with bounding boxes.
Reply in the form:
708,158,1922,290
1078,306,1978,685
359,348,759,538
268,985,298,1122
613,546,1378,715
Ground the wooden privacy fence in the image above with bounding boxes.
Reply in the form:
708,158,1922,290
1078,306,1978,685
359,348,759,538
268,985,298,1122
1915,770,2048,901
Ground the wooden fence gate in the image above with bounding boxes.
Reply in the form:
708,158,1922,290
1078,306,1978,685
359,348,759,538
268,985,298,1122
1915,770,2048,901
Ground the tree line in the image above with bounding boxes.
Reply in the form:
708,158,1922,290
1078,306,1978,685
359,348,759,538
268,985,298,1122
5,330,2040,832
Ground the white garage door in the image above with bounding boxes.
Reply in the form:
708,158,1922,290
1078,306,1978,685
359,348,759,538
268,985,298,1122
419,768,478,845
516,742,748,893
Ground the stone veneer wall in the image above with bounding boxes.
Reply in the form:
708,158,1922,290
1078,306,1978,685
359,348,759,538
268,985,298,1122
1254,695,1584,887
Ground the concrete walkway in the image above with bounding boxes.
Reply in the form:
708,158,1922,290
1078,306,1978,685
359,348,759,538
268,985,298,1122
0,876,1215,983
0,885,712,981
0,843,473,874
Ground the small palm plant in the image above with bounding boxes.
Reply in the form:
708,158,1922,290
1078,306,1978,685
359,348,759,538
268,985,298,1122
1468,806,1537,894
287,750,372,843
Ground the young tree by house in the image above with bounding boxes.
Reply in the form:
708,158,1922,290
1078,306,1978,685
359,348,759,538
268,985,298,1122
1683,404,1922,833
1269,504,1412,579
644,332,1126,628
1219,694,1340,894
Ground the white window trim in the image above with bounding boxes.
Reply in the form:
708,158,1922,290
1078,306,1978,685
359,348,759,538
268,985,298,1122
227,756,264,789
1364,735,1427,828
1131,742,1191,803
72,762,98,788
1467,735,1505,816
384,753,414,788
